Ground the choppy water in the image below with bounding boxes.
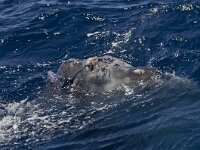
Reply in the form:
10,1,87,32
0,0,200,149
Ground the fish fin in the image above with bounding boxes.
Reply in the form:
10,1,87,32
47,71,63,88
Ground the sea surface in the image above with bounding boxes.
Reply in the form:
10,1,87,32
0,0,200,149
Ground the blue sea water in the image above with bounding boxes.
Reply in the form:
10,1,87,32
0,0,200,149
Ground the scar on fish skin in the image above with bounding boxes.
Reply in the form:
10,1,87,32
133,69,145,74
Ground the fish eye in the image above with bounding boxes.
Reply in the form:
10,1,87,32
90,64,94,71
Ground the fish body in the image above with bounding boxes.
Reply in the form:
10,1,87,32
47,55,166,94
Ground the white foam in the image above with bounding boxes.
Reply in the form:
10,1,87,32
87,32,101,37
0,94,121,147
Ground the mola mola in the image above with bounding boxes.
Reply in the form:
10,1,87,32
47,55,167,94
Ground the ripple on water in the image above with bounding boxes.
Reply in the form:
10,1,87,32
0,0,200,149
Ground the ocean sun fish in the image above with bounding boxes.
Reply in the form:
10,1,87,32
47,55,167,94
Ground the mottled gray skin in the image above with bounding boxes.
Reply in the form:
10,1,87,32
47,55,165,94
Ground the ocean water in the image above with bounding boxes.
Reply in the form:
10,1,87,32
0,0,200,149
